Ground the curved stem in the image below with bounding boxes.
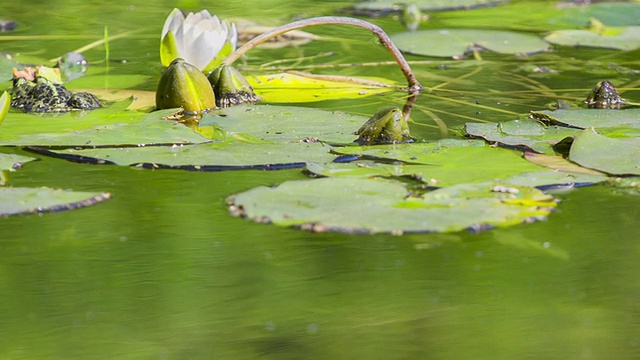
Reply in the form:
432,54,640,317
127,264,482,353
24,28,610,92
224,16,423,94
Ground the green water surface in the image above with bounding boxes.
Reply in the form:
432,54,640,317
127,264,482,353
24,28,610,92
1,0,639,359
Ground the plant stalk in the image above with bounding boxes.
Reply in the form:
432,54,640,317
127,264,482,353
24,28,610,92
223,16,423,94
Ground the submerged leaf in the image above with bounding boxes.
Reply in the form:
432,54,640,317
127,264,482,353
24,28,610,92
391,29,550,58
228,177,557,234
0,187,110,217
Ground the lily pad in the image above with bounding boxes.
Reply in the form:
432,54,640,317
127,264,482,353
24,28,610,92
531,109,640,135
391,29,550,58
228,177,557,234
465,119,580,154
569,129,640,175
35,142,338,170
350,0,504,12
201,104,367,144
313,140,548,187
246,73,396,103
524,152,607,176
0,100,210,147
0,152,37,171
0,187,111,217
545,25,640,51
554,3,640,27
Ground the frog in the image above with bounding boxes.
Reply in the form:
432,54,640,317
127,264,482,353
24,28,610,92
584,80,625,109
355,106,413,145
10,76,101,113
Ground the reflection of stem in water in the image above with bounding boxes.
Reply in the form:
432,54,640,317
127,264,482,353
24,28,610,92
224,16,423,94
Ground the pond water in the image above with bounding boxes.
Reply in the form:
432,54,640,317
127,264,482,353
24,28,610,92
1,0,640,359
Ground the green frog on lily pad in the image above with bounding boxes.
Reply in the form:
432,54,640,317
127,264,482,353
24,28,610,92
9,66,101,113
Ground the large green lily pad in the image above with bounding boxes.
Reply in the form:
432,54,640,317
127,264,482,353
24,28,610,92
391,29,550,58
569,129,640,175
36,142,338,170
201,104,366,144
0,187,111,217
0,101,209,147
314,140,548,187
228,177,557,234
545,25,640,51
465,119,580,154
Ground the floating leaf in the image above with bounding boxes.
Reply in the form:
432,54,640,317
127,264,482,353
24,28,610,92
246,72,396,103
545,25,640,51
391,29,550,58
228,178,557,234
201,104,367,144
0,187,110,217
0,101,209,147
531,109,640,136
465,119,579,154
350,0,505,12
553,3,640,27
314,140,548,187
524,152,607,176
0,152,37,171
569,128,640,175
36,142,337,170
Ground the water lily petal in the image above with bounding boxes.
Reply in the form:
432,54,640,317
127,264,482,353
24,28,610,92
161,8,184,39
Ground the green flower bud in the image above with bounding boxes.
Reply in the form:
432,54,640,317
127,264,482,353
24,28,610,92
355,107,412,145
156,58,216,114
208,64,260,108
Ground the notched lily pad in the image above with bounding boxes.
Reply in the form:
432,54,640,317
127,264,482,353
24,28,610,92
545,25,640,51
569,128,640,175
0,187,111,217
227,177,557,234
465,119,580,154
531,109,640,136
391,29,550,58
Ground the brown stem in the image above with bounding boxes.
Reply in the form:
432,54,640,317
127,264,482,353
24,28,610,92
224,16,423,94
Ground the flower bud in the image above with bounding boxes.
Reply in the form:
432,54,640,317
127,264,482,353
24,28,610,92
208,64,260,108
355,107,412,145
156,58,216,114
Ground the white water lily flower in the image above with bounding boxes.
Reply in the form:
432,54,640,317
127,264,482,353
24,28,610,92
160,8,238,72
